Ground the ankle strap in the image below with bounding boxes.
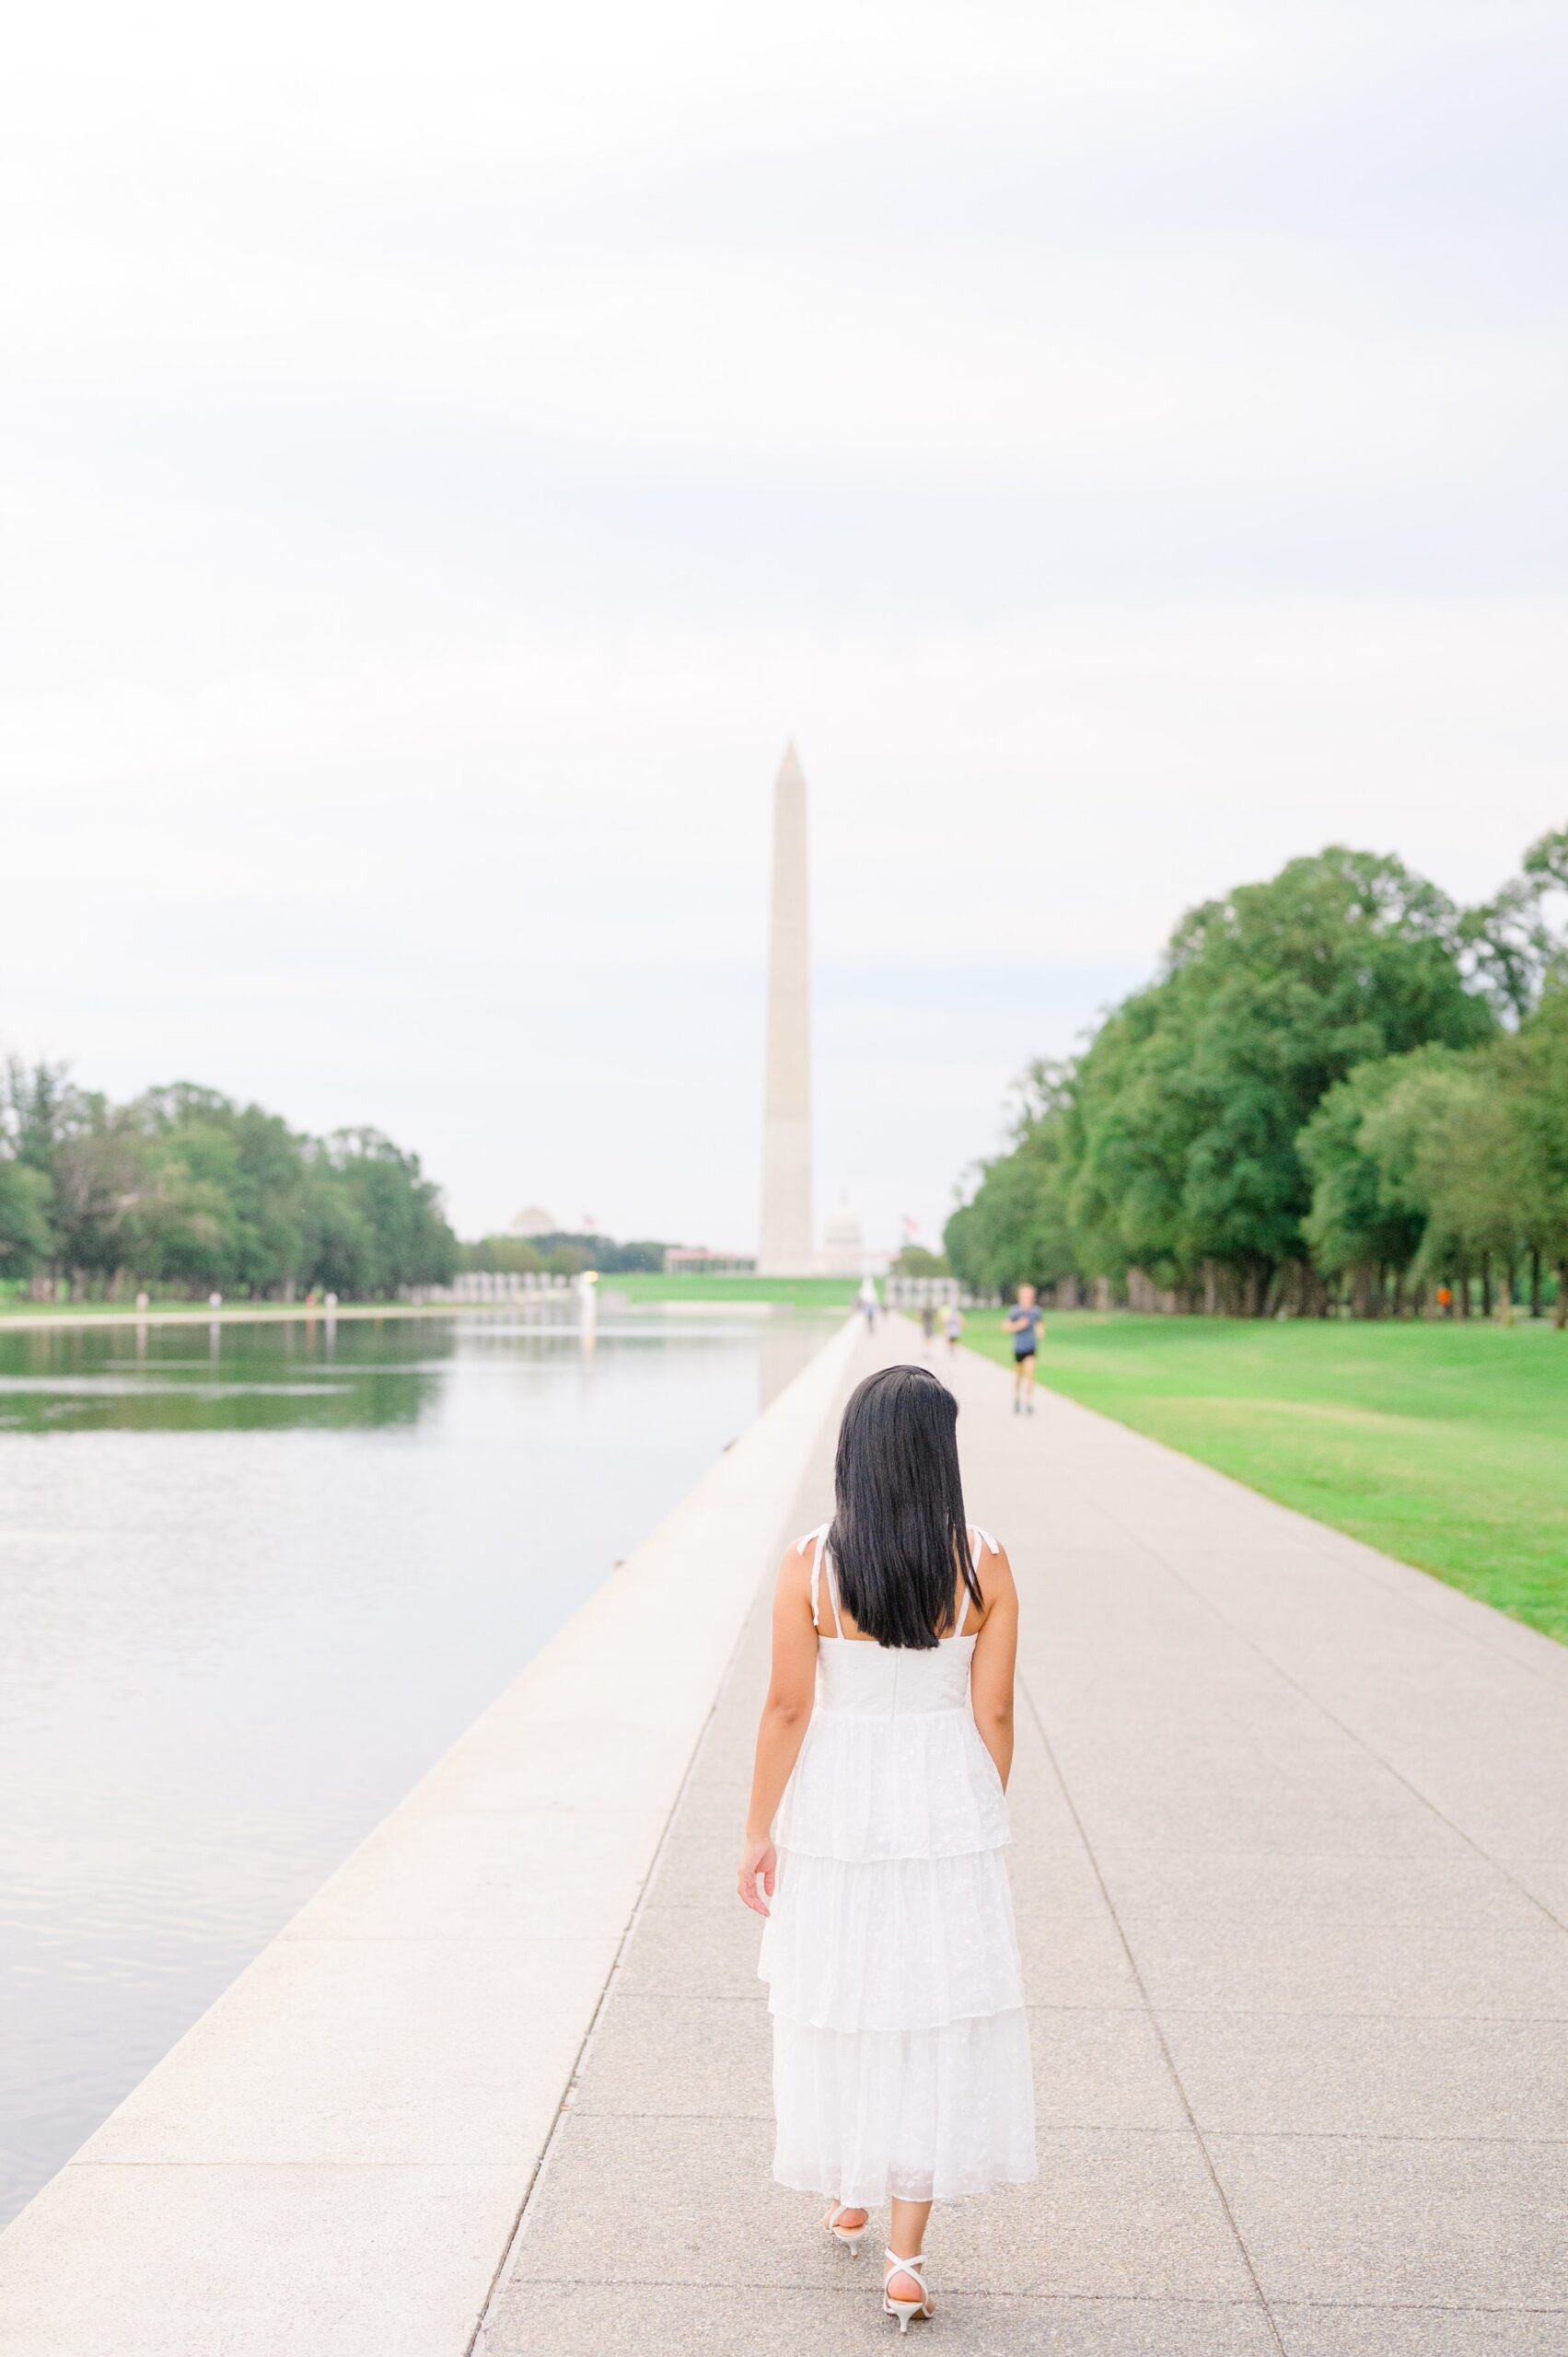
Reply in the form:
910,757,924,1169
885,2249,928,2292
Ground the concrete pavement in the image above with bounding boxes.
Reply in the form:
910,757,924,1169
482,1316,1568,2357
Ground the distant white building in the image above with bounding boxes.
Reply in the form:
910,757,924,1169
819,1195,865,1278
509,1206,557,1238
663,1246,758,1274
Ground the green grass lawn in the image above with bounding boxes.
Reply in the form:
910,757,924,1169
0,1273,859,1319
607,1272,858,1306
962,1311,1568,1643
0,1295,274,1319
0,1295,426,1319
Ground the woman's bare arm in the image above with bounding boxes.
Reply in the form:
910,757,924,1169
969,1543,1018,1789
737,1544,819,1916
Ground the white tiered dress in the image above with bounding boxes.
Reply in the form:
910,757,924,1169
759,1525,1036,2207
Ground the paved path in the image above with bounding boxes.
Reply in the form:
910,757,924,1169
480,1318,1568,2357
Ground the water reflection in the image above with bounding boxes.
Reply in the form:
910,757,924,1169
0,1316,448,1434
0,1307,837,2223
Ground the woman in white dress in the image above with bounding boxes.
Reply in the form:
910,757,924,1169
738,1364,1036,2330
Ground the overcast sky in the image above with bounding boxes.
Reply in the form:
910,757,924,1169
3,1,1564,1251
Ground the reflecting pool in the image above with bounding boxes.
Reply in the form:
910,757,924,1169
0,1306,836,2223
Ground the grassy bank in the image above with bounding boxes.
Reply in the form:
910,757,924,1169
0,1300,482,1332
0,1272,864,1319
0,1273,860,1325
962,1311,1568,1643
0,1295,343,1322
607,1272,857,1306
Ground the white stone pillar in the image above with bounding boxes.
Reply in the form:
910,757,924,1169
758,743,814,1274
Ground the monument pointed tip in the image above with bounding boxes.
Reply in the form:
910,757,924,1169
774,740,807,794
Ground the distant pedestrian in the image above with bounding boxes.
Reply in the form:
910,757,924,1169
1004,1284,1044,1415
207,1291,222,1315
856,1278,878,1332
944,1303,964,1356
920,1304,936,1354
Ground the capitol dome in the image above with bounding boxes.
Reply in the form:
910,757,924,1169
819,1195,865,1278
509,1205,557,1238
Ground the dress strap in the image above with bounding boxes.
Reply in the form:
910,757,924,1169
804,1526,844,1636
956,1524,998,1635
822,1544,845,1638
798,1524,842,1634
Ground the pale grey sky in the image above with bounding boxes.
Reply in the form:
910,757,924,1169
3,2,1564,1250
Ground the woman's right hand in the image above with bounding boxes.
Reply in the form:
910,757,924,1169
737,1834,776,1917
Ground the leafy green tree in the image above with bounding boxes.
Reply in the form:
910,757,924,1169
610,1239,673,1274
1522,823,1568,898
0,1058,459,1298
48,1096,169,1289
1300,1048,1454,1304
460,1236,544,1275
299,1172,378,1297
947,827,1563,1319
1067,849,1493,1308
1457,881,1556,1023
3,1059,65,1277
1355,1057,1526,1310
312,1129,458,1294
130,1086,311,1293
4,1056,72,1187
1458,822,1568,1019
514,1231,669,1274
946,1063,1080,1295
890,1245,951,1277
542,1243,593,1278
1495,986,1568,1324
0,1155,52,1276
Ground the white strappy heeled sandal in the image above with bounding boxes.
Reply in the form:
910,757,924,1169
883,2247,934,2331
824,2200,867,2255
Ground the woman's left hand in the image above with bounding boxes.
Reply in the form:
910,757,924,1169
737,1835,776,1916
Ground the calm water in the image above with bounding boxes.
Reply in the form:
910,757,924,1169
0,1306,835,2223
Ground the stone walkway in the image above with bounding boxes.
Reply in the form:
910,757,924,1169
480,1318,1568,2357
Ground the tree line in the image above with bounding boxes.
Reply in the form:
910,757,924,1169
0,1067,459,1301
945,830,1568,1320
459,1231,668,1278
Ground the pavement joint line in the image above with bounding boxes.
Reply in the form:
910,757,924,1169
464,1702,728,2357
1144,2007,1568,2022
937,1321,1568,2351
992,1359,1565,2344
998,1364,1567,1682
1285,1510,1568,1689
1184,2130,1568,2145
555,2115,1568,2142
1275,2299,1568,2316
1058,1448,1568,1939
497,2279,1276,2305
1050,1396,1565,1689
468,1439,842,2357
63,2118,1568,2159
1016,1632,1288,2357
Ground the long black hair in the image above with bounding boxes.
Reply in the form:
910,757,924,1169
826,1364,977,1649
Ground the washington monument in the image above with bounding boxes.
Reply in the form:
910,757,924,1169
758,743,814,1274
